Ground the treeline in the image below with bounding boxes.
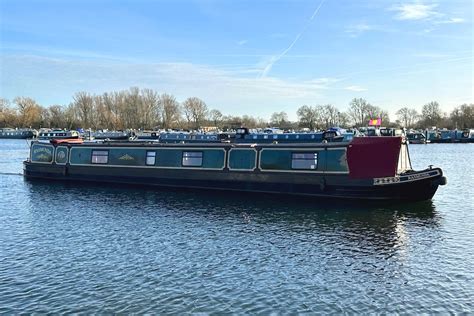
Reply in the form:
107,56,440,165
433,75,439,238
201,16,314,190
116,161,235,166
0,87,473,130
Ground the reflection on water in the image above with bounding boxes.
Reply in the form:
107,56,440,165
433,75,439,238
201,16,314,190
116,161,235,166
1,140,473,313
24,177,440,230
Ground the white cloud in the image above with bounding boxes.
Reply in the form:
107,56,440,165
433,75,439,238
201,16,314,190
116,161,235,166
392,3,439,20
308,77,341,86
345,22,374,37
437,17,465,24
237,40,248,46
344,85,367,92
391,3,465,32
2,55,340,118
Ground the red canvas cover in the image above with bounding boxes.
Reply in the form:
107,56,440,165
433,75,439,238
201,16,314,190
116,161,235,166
347,137,401,179
51,138,84,144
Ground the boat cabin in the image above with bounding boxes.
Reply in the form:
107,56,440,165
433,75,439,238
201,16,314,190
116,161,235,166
38,130,79,140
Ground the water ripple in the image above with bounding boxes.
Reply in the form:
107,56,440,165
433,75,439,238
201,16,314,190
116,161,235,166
0,140,473,313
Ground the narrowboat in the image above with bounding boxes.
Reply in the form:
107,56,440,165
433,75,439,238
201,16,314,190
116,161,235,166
135,131,161,140
38,129,79,140
426,129,474,143
159,132,223,143
234,128,353,144
92,130,132,140
425,130,438,142
23,130,446,202
406,132,427,144
430,130,456,143
454,129,474,143
364,127,380,136
379,128,403,137
0,128,37,139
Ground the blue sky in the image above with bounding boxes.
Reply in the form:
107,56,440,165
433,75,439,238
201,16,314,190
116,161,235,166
1,0,472,120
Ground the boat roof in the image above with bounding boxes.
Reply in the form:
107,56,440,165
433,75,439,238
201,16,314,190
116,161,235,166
43,140,354,149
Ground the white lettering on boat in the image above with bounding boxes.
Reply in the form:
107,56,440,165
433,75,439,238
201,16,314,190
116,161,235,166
406,172,433,181
374,170,439,185
33,147,52,154
373,176,400,185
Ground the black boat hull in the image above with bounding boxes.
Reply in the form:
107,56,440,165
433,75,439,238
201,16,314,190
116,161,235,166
23,162,445,202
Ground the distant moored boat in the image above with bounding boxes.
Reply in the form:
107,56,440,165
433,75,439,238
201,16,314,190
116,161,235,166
0,128,37,139
92,130,132,140
38,130,79,140
406,132,427,144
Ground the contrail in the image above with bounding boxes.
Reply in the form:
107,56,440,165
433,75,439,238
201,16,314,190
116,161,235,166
260,0,327,78
310,0,326,20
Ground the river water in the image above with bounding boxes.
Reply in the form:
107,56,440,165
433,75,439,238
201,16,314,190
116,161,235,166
0,140,472,313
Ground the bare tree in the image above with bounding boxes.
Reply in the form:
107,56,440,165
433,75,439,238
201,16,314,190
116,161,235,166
64,103,79,129
113,91,127,129
209,109,223,128
0,98,10,112
320,104,340,128
159,94,181,129
73,92,94,128
13,97,43,128
182,97,208,129
297,105,318,130
450,104,473,129
347,98,371,127
256,117,268,128
241,115,258,128
47,105,66,128
94,95,109,129
270,111,288,127
396,107,419,128
421,101,443,127
0,98,17,127
122,87,142,129
5,88,440,132
101,92,120,129
141,88,159,129
337,112,349,127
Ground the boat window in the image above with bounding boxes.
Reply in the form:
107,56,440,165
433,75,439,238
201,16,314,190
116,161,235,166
91,150,109,164
182,151,203,167
291,152,318,170
146,151,156,166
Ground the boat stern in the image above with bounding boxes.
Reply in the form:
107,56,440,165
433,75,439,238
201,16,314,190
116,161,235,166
373,167,446,201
